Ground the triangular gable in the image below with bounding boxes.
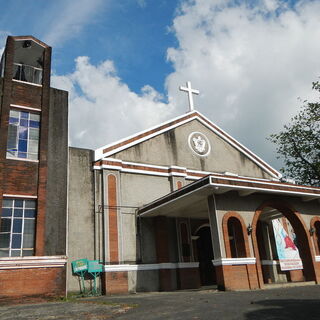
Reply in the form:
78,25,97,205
94,111,281,179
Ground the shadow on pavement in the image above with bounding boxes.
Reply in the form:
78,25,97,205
245,299,320,320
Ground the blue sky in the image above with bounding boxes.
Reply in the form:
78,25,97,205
0,0,178,94
1,0,320,174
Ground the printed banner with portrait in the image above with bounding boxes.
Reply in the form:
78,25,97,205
272,218,303,271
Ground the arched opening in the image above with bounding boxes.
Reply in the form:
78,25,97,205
313,221,320,255
253,201,316,286
196,226,216,286
227,217,246,258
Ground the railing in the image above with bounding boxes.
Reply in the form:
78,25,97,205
13,63,42,85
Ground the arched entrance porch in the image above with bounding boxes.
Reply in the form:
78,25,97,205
252,200,318,288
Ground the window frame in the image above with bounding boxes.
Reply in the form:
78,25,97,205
0,198,37,257
6,108,40,161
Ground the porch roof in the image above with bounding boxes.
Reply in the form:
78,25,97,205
137,175,320,218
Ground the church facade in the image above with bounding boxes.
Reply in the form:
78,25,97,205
68,110,320,293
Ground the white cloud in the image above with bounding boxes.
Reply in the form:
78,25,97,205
52,0,320,172
42,0,106,46
165,0,320,168
52,56,173,149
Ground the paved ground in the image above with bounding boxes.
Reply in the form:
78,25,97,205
1,285,320,319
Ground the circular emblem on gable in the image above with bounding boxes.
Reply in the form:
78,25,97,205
188,132,211,156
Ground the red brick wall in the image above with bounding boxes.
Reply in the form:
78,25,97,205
11,82,42,108
2,160,38,195
107,174,119,263
0,267,66,298
216,264,257,291
102,272,128,294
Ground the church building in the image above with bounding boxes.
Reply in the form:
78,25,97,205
1,35,320,299
68,86,320,293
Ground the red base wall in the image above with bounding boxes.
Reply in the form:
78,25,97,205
102,271,128,294
216,264,259,291
0,267,66,298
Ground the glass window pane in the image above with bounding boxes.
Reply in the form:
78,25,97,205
19,127,28,139
23,233,34,248
27,153,38,160
2,199,13,208
30,113,40,121
7,124,18,150
13,219,22,233
0,250,9,257
0,234,10,248
18,152,27,158
12,234,22,249
10,110,20,118
0,219,11,232
11,250,21,257
24,220,35,234
29,128,39,140
9,117,19,124
13,209,23,217
21,112,29,119
18,139,27,152
28,140,39,153
14,200,23,208
29,120,40,128
6,151,17,158
13,64,21,80
34,69,42,85
2,208,12,217
22,249,34,256
24,65,33,83
25,209,36,218
20,119,28,127
25,200,36,209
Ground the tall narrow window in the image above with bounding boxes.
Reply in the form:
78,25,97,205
228,217,246,258
314,221,320,255
0,199,36,257
7,109,40,160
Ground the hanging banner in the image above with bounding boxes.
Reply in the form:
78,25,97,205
272,219,303,271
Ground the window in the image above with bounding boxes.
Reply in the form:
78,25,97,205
228,217,246,258
7,109,40,160
0,199,36,257
13,63,42,85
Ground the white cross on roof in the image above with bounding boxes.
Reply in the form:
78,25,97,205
179,81,200,112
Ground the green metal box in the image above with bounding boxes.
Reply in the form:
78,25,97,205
87,260,103,273
71,259,88,274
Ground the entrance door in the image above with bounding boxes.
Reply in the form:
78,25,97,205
196,226,216,285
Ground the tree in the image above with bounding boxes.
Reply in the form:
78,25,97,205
269,81,320,186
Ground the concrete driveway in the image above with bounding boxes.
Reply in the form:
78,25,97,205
1,285,320,319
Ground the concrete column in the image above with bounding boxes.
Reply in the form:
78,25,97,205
207,195,222,259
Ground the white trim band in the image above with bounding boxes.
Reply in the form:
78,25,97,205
104,262,199,272
212,257,256,266
0,256,67,270
3,194,37,199
261,260,279,266
315,256,320,262
10,104,41,112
